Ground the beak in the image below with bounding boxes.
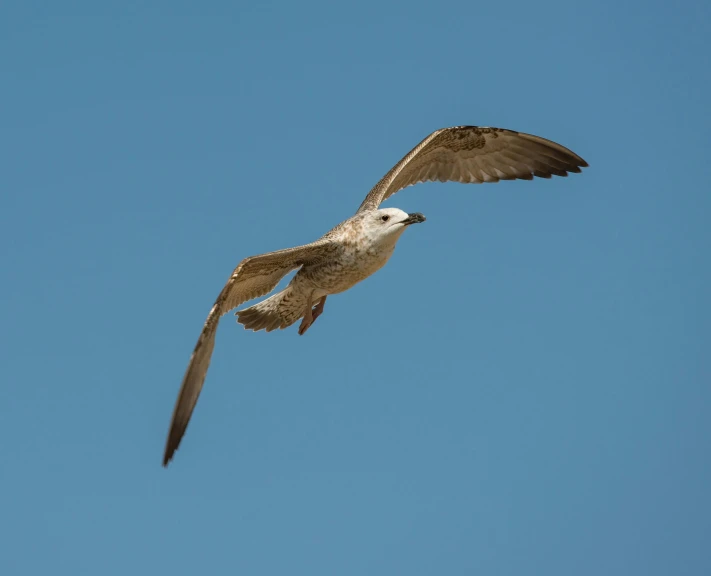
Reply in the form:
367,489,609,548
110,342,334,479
401,212,426,226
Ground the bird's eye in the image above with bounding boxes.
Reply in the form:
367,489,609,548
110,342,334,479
381,215,390,222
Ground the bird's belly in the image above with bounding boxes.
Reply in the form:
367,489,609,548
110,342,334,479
301,249,393,295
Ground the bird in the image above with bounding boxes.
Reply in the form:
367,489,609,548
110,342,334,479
163,125,588,466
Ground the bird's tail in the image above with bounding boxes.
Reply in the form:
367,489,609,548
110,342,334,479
235,287,306,332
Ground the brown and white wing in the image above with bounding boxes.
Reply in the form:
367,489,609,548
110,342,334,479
357,126,588,213
163,239,336,466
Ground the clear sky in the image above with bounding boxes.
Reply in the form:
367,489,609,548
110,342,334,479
1,1,709,575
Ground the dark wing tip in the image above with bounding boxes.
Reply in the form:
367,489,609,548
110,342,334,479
162,436,177,467
568,157,588,171
162,423,187,467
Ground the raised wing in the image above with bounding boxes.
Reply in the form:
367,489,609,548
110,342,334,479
163,239,337,466
357,126,587,213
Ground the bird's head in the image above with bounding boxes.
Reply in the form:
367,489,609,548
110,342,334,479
361,208,426,243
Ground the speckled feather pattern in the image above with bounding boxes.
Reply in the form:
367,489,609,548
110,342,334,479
162,125,588,466
357,126,588,212
237,215,399,331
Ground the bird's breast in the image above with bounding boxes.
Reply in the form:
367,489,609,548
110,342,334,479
301,244,395,295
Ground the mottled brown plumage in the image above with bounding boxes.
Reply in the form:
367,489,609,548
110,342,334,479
357,126,587,212
163,125,587,466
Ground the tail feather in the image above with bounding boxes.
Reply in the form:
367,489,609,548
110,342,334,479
235,287,306,332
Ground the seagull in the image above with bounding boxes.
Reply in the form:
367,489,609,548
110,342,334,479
163,125,587,466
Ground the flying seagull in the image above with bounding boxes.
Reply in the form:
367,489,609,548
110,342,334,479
163,125,587,466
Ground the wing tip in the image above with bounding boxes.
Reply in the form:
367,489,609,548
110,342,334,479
162,433,180,467
162,422,188,467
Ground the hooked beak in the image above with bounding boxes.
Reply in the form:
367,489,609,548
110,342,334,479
401,212,426,226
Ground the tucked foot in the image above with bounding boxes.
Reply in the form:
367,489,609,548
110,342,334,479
298,294,314,336
298,295,327,336
311,295,327,322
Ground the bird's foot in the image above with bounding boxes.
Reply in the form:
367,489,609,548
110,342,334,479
298,295,314,336
298,295,327,336
298,315,312,336
311,295,327,322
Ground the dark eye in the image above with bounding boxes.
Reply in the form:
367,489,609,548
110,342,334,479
381,215,390,222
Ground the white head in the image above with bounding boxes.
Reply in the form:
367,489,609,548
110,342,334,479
359,208,427,246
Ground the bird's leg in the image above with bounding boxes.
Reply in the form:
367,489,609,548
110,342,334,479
298,293,314,336
298,294,327,336
311,295,327,323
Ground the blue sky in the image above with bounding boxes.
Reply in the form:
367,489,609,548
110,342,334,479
1,1,709,574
